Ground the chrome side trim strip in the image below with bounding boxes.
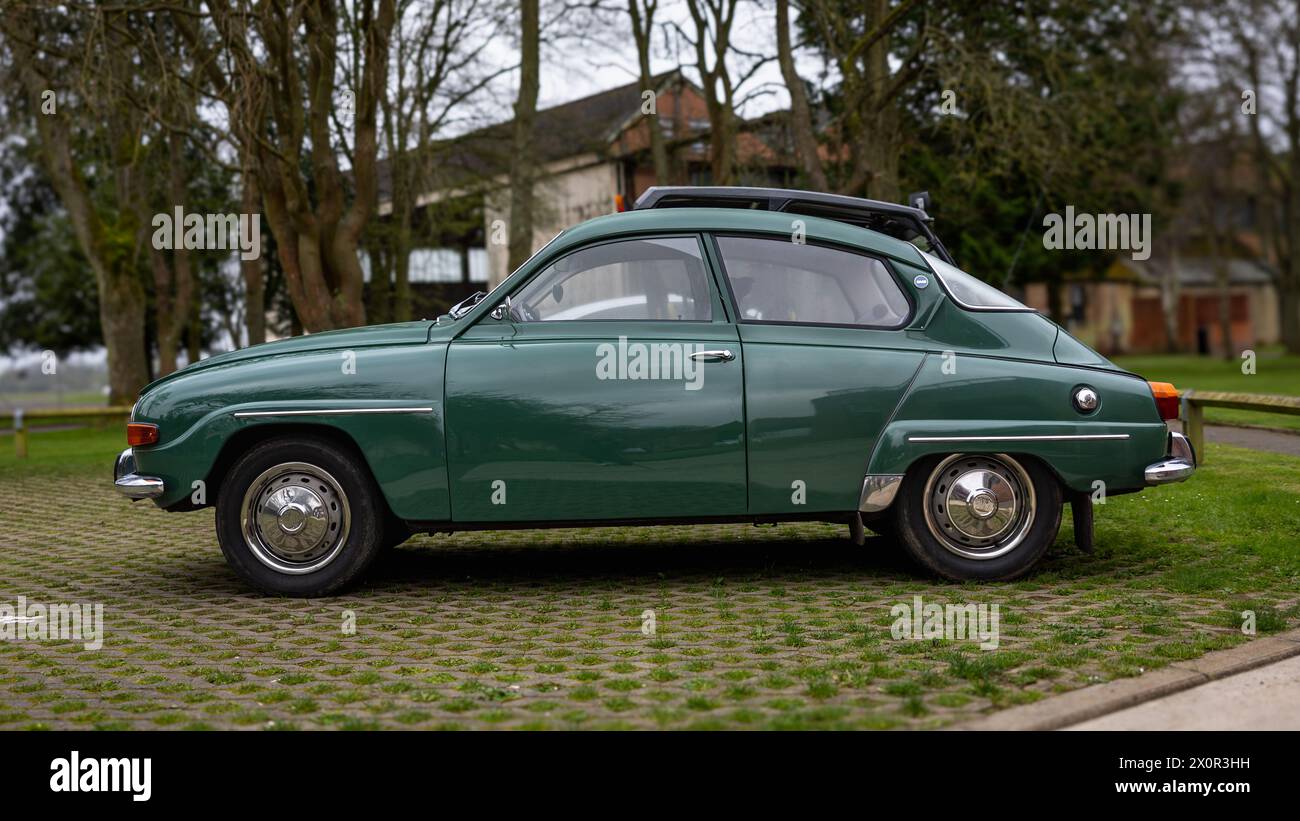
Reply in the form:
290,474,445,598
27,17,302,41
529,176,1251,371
232,407,435,419
859,474,904,513
906,434,1130,443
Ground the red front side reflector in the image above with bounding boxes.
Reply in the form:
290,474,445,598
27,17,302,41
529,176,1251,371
1148,382,1180,421
127,423,159,447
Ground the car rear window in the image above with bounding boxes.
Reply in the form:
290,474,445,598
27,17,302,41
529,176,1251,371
716,236,910,328
921,251,1030,310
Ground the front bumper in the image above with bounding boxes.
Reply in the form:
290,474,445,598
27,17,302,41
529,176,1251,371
1144,431,1196,485
113,447,165,500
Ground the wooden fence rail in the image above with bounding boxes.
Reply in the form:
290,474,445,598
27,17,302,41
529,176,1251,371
1181,390,1300,463
3,406,133,458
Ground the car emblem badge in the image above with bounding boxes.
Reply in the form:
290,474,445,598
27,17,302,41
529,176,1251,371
913,274,930,289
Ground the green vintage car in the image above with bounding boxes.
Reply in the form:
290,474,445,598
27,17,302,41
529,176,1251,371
114,186,1195,595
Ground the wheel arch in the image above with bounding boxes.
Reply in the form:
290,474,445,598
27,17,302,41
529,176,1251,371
204,423,393,519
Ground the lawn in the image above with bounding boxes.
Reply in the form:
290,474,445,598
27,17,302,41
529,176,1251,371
1,426,1297,730
1114,348,1300,432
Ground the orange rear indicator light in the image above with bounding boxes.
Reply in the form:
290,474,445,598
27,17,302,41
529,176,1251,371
1148,381,1180,421
127,423,159,447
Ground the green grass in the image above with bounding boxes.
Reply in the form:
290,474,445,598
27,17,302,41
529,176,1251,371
2,424,1298,730
1113,348,1300,431
0,425,125,480
0,391,108,411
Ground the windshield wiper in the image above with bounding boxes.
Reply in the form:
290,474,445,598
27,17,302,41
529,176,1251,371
449,290,487,319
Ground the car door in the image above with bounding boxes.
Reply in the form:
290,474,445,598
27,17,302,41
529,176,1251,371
444,234,747,522
710,233,927,514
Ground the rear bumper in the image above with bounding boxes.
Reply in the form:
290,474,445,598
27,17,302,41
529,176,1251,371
1144,431,1196,486
113,448,165,500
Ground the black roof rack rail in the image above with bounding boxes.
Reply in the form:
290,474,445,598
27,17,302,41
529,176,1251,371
632,185,953,264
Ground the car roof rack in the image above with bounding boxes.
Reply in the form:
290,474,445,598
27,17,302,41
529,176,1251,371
632,185,953,263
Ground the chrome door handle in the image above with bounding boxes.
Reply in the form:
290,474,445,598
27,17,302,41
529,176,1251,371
689,349,735,362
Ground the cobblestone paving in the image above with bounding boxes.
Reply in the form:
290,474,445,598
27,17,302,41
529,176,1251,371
0,471,1292,730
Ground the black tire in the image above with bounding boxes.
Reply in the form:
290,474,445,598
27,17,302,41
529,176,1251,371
893,452,1062,581
215,436,385,596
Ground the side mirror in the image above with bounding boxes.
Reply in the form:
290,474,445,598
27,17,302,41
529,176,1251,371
490,294,515,321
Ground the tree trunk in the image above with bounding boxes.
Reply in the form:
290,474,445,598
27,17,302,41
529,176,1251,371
242,169,266,347
508,0,541,272
9,31,149,404
1204,203,1234,360
369,244,391,325
152,128,195,376
1281,287,1300,353
1161,257,1182,353
776,0,827,190
629,0,670,185
860,0,900,201
197,0,393,334
393,208,413,322
187,299,201,364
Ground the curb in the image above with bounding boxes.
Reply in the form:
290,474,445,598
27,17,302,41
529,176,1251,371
955,627,1300,731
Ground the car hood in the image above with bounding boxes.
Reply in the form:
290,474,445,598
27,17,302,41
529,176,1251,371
141,320,435,395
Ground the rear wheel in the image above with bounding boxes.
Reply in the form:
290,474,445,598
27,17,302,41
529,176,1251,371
893,453,1061,581
215,436,384,596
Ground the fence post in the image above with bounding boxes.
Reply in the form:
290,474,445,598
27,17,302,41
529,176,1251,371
14,408,27,459
1181,391,1205,464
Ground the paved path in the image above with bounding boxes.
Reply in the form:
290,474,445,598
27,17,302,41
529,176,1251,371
1171,420,1300,457
1068,654,1300,730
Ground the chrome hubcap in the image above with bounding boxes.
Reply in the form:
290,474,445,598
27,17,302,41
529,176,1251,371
924,454,1035,560
240,462,350,574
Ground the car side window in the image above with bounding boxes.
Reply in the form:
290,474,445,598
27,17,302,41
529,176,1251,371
512,236,712,321
715,236,910,327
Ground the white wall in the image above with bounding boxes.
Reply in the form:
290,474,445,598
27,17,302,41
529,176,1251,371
485,157,620,287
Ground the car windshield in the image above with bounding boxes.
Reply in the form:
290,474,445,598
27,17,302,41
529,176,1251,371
920,251,1030,311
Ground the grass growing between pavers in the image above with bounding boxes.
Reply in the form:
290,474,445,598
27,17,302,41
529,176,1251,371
0,426,1297,730
1114,349,1300,432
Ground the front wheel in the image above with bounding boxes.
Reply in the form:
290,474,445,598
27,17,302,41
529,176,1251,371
215,436,385,596
893,453,1061,581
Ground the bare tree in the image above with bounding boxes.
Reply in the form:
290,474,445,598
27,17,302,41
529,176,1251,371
177,0,396,333
1206,0,1300,353
796,0,924,200
375,0,504,322
680,0,742,185
240,158,266,345
1,4,151,402
628,0,671,184
775,0,826,190
508,0,540,271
